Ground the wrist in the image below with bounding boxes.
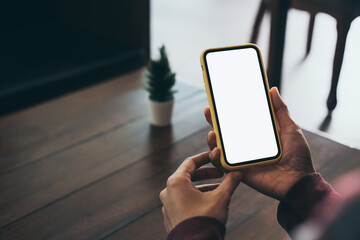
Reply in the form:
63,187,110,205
288,170,315,193
283,173,341,217
275,171,314,201
166,216,226,240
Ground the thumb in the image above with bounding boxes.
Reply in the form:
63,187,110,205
270,87,299,132
216,171,242,202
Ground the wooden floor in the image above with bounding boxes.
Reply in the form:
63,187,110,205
151,0,360,149
1,69,360,239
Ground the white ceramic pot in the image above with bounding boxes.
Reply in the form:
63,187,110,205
149,98,174,127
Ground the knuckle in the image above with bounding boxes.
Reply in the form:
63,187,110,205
184,156,192,162
293,123,301,131
167,174,188,188
277,104,289,114
277,104,302,131
166,176,179,188
287,118,301,132
184,157,195,167
159,189,166,201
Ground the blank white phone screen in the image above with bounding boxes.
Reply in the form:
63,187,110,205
206,47,279,165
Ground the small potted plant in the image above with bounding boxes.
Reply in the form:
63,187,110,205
145,45,176,127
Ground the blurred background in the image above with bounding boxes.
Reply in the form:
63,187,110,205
1,2,359,239
152,0,360,149
1,0,359,148
0,0,149,115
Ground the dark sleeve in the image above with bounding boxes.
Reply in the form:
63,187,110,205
165,216,226,240
277,173,343,233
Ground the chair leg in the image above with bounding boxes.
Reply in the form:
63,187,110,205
250,1,268,43
306,13,316,56
327,17,352,111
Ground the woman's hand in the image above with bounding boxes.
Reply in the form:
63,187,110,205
204,87,315,201
160,152,242,232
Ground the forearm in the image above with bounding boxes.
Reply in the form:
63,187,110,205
277,173,343,233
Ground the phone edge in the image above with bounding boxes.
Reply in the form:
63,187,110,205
200,43,282,170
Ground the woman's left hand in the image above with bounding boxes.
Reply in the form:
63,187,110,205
160,152,242,232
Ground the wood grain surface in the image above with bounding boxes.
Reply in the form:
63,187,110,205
0,68,359,240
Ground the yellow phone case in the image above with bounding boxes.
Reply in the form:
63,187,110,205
200,44,282,170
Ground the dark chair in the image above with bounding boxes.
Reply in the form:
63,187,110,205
251,0,360,111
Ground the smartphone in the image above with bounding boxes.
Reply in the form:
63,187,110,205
200,44,282,170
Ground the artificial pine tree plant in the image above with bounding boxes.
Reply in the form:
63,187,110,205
146,45,176,102
145,45,177,126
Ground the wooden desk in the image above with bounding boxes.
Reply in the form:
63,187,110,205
1,69,359,239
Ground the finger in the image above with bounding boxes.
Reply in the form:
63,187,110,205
196,183,220,192
192,167,224,181
209,148,220,166
216,171,242,200
204,107,213,127
209,148,229,173
269,88,299,132
209,147,222,167
207,131,217,150
175,152,211,178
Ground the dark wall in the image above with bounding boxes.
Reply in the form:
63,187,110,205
0,1,61,32
0,0,150,58
0,0,150,116
58,0,150,59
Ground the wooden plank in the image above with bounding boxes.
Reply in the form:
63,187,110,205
0,69,200,175
0,92,208,227
109,199,286,240
106,185,287,240
226,131,360,240
106,185,282,240
1,128,359,239
0,126,212,239
105,206,166,240
304,131,360,181
105,131,360,240
1,69,360,240
227,200,287,240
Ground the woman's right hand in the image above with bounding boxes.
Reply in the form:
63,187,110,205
204,87,316,201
